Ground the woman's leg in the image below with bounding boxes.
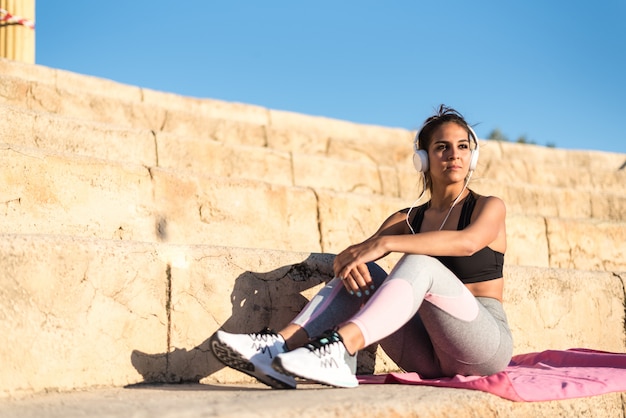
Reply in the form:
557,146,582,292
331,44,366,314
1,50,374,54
211,261,389,389
418,296,513,376
378,296,513,377
375,312,442,377
285,261,388,346
346,254,512,377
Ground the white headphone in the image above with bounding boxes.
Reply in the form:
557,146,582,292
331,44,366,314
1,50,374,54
412,124,480,172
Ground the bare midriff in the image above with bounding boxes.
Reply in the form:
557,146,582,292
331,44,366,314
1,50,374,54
466,277,504,302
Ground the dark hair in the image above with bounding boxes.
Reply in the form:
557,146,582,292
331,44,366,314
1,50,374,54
417,105,473,151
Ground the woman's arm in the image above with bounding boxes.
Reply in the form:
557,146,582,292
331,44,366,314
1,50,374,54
381,196,506,256
333,196,506,285
330,210,408,295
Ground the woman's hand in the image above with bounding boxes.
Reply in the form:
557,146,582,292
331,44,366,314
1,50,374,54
333,237,387,296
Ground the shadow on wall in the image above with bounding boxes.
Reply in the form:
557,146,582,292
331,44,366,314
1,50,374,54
129,253,379,385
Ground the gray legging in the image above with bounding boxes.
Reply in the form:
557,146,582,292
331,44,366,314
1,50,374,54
292,254,513,378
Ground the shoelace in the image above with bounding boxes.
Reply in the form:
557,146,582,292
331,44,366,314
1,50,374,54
249,327,280,343
305,330,343,355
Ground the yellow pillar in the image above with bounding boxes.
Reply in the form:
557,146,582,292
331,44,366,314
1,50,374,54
0,0,35,63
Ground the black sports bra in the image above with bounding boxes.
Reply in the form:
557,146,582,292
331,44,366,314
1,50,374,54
409,191,504,284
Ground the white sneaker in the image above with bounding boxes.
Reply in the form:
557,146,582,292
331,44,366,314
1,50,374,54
210,328,297,389
272,330,358,388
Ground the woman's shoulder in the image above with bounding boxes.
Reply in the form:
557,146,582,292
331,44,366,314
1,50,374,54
471,190,504,204
471,191,506,215
376,209,414,236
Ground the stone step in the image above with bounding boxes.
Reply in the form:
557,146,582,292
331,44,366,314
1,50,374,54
1,383,624,418
0,103,157,167
0,143,319,252
3,57,626,171
0,71,412,167
471,179,626,221
2,143,625,271
1,234,623,397
477,155,626,194
2,61,625,176
0,58,270,125
2,104,626,202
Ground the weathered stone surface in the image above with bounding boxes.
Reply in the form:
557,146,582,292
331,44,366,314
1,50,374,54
3,234,623,396
292,153,386,196
0,235,168,397
3,103,625,222
142,90,271,125
0,75,165,131
0,58,57,84
1,141,624,270
156,132,292,185
504,266,626,354
3,64,625,201
481,158,626,193
0,383,624,418
0,104,157,166
168,248,334,384
493,139,626,171
471,179,626,221
268,108,412,164
315,190,404,256
149,168,321,252
0,144,155,241
546,218,626,271
505,214,551,268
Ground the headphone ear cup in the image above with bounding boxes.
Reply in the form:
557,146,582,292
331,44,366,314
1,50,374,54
469,149,479,171
413,149,429,172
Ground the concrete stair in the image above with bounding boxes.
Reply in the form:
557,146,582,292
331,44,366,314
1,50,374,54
1,58,625,415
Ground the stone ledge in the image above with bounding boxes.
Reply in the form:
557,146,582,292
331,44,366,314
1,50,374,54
0,383,624,418
0,104,157,166
2,104,625,202
2,143,625,270
1,234,623,397
2,62,625,174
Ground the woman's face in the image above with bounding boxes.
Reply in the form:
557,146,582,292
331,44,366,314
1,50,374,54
427,122,472,181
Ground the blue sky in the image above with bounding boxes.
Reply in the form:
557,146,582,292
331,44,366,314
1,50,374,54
35,1,625,154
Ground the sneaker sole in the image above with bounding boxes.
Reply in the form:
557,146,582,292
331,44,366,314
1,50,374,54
272,356,358,388
210,336,296,389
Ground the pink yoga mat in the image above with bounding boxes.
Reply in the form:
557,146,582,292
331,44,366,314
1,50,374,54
357,348,626,402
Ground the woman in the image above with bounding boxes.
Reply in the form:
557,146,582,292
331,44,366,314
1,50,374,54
211,105,513,389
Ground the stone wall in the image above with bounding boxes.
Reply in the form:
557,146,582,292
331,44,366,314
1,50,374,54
0,58,625,402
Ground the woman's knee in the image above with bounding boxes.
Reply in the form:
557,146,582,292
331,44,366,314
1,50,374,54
387,254,441,282
399,254,442,269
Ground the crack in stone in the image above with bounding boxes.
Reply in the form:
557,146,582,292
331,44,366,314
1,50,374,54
613,272,626,347
3,144,45,160
543,217,552,267
288,150,295,187
165,264,172,374
309,188,324,252
150,130,159,167
1,197,21,214
159,110,169,132
348,183,375,194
